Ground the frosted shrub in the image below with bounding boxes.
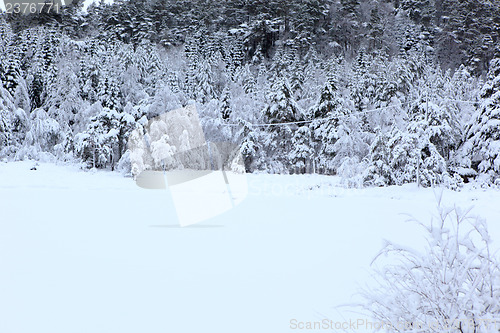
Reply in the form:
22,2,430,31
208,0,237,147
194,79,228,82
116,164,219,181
361,195,500,332
337,156,367,188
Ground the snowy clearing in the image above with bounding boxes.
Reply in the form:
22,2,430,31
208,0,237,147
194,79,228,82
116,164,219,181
1,161,500,333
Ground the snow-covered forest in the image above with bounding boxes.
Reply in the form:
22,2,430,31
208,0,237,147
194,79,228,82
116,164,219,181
1,0,500,187
2,2,500,333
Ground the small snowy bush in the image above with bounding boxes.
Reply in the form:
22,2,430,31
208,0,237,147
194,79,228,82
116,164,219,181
361,195,500,332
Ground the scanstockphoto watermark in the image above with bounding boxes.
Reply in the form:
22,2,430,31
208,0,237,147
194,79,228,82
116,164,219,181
289,318,500,331
131,104,248,227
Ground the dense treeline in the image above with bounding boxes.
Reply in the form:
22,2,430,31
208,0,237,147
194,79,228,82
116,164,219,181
0,0,499,187
5,0,499,72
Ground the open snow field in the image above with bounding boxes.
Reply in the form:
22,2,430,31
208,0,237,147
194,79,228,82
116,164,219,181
1,161,500,333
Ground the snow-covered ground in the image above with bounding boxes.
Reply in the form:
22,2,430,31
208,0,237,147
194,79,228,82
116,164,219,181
1,161,499,333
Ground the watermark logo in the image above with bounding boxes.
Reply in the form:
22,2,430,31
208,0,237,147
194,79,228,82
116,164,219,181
290,317,500,331
129,104,248,227
1,0,71,15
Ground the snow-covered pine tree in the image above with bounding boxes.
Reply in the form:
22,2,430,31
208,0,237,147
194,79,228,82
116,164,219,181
230,35,245,71
363,128,394,186
184,36,200,100
220,87,232,121
122,64,149,107
234,64,256,95
78,40,100,103
270,42,287,75
15,108,63,161
135,41,165,93
290,61,305,99
331,113,370,180
294,0,329,36
147,84,183,120
237,119,266,173
41,41,87,132
23,29,45,110
167,72,181,94
194,57,216,103
408,70,462,162
367,6,384,51
301,46,323,102
332,0,361,55
290,126,313,174
310,73,349,174
262,77,302,172
39,28,60,103
0,85,15,157
263,77,301,124
387,119,450,187
75,104,126,170
13,77,31,113
461,57,500,184
6,108,30,157
98,76,122,111
256,61,270,95
128,122,154,178
96,43,124,112
1,43,21,97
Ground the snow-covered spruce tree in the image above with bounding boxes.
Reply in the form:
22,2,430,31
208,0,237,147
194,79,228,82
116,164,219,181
350,52,391,133
75,108,116,169
365,75,458,187
129,123,147,178
332,114,371,185
442,66,480,147
134,41,164,93
261,77,302,172
364,116,454,188
309,75,349,175
184,36,200,100
391,120,450,187
0,21,27,99
445,65,480,110
361,199,500,333
0,17,13,63
0,85,15,157
234,64,257,95
363,128,394,186
236,119,266,173
461,58,500,184
97,76,122,111
13,77,31,113
410,68,463,162
364,54,405,131
75,104,135,170
193,57,216,103
37,28,61,105
220,87,232,121
386,124,428,186
15,108,63,161
3,106,30,158
2,46,21,98
350,49,373,113
405,119,451,187
146,85,183,120
77,40,100,103
289,55,305,99
290,126,314,174
96,45,124,112
44,48,86,133
301,47,323,104
199,98,234,145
